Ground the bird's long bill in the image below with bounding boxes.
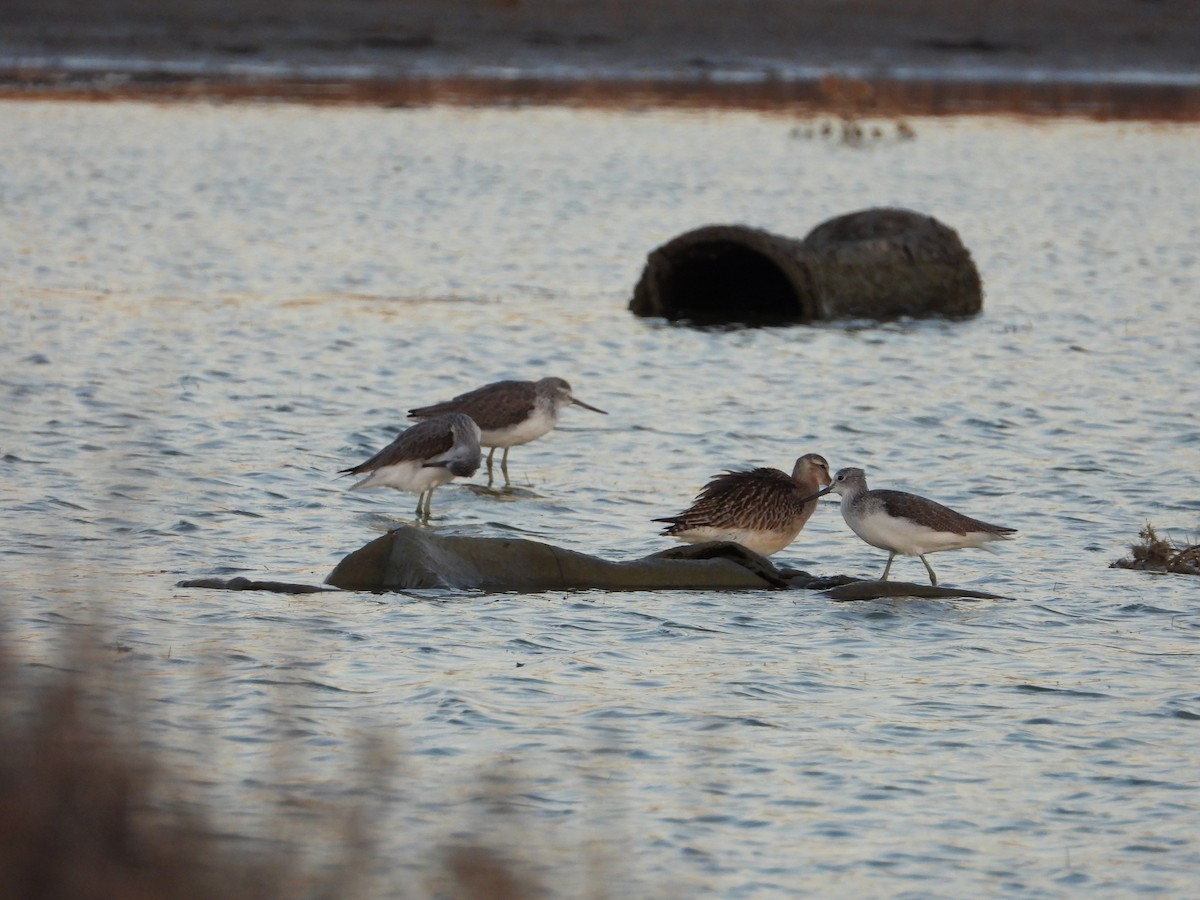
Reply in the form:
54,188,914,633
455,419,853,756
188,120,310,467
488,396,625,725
799,484,835,504
571,397,608,414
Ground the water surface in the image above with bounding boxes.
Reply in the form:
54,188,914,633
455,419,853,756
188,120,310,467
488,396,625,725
1,102,1198,896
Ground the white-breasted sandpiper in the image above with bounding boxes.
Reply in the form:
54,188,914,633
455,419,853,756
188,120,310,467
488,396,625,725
408,376,606,486
339,412,481,519
805,466,1017,585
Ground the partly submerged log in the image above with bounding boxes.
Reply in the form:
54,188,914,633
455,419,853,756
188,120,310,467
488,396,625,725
320,527,1008,599
629,223,820,323
628,208,982,323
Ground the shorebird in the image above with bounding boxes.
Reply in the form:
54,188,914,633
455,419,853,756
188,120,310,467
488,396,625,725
408,376,607,486
654,453,833,556
805,467,1017,585
339,412,481,519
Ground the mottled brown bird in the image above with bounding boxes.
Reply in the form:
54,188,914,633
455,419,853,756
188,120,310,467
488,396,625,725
655,453,832,556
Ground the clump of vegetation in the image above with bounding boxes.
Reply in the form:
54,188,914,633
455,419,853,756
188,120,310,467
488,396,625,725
1112,524,1200,576
0,645,323,899
0,640,541,900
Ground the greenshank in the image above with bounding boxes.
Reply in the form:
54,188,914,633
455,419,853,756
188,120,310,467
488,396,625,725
408,377,606,486
339,412,481,519
806,466,1017,585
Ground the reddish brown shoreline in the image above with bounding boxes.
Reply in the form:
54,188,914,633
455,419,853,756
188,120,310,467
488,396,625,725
4,0,1199,119
4,72,1199,121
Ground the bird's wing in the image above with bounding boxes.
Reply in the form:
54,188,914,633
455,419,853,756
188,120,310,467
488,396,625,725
875,489,1016,536
340,421,456,475
409,380,535,430
660,468,801,530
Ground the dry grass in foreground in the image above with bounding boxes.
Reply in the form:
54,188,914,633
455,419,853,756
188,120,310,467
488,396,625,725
1112,524,1200,576
0,639,543,900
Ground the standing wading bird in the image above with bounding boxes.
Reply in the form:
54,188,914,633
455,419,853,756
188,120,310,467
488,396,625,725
407,377,607,487
802,466,1017,585
654,453,833,556
339,412,481,520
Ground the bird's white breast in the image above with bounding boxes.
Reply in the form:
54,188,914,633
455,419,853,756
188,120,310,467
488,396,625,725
349,460,457,494
845,503,1000,555
479,407,556,448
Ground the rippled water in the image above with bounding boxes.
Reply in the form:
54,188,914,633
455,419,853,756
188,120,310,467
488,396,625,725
2,101,1199,896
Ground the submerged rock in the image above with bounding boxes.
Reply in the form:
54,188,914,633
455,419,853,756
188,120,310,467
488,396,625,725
177,530,1011,599
324,528,786,592
176,576,336,594
321,527,1009,599
628,207,982,324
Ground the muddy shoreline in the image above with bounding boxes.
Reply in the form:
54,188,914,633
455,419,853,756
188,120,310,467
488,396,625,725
3,1,1200,117
6,71,1200,120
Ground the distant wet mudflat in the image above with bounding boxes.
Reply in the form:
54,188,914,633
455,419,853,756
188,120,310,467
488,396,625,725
2,103,1199,896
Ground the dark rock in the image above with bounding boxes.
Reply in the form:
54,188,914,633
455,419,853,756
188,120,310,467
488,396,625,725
819,580,1008,601
325,530,785,592
322,527,1012,598
176,530,1013,599
176,576,336,594
628,207,982,323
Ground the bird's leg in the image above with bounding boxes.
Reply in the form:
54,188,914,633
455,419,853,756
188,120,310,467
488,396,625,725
919,554,938,586
423,488,436,520
880,552,896,581
500,447,511,486
415,491,428,521
485,447,496,488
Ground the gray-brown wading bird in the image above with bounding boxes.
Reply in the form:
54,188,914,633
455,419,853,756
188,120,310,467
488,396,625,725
655,453,833,556
339,412,481,519
803,466,1017,585
408,376,606,486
